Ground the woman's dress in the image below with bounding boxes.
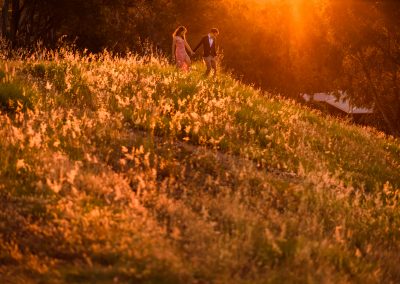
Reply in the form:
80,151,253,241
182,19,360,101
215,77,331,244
175,36,190,72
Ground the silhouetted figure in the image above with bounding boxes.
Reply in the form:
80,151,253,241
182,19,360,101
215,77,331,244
172,26,195,72
194,28,219,77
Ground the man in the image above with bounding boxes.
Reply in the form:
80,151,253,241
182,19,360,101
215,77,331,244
193,28,219,77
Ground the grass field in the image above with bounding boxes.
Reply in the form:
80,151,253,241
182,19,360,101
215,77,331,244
0,47,399,283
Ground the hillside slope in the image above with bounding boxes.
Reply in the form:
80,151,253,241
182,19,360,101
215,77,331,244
0,50,399,283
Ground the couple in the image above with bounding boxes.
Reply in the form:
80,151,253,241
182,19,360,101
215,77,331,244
172,26,219,76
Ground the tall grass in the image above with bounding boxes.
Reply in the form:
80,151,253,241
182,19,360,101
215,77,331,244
0,46,399,283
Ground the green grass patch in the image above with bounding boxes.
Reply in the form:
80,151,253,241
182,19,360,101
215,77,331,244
0,50,399,283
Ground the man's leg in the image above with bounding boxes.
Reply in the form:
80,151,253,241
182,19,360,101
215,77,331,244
210,57,217,76
204,56,212,76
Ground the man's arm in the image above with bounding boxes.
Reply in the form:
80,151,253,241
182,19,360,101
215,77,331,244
193,37,204,53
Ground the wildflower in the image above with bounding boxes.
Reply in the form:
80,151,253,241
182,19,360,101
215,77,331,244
53,140,61,147
190,112,199,120
66,165,79,184
202,112,213,123
45,81,52,90
119,159,127,166
46,178,62,193
16,159,27,171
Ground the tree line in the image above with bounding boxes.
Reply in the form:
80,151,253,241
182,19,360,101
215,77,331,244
1,0,399,135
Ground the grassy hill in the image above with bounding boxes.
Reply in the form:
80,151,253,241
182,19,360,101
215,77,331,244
0,48,399,283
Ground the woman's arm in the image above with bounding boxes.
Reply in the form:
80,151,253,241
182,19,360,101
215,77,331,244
184,40,194,55
171,37,176,61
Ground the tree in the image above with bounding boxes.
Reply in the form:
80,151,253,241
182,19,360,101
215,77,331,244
327,0,400,135
1,0,59,46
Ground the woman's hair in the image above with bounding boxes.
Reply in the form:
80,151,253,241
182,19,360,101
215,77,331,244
173,26,187,39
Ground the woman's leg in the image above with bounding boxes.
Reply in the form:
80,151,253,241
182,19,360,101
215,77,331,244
185,55,191,71
176,51,184,70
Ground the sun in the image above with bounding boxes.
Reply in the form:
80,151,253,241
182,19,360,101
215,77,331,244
224,0,321,42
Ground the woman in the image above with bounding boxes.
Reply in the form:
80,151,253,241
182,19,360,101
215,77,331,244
172,26,194,72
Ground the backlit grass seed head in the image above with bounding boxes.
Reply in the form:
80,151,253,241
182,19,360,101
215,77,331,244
0,44,399,283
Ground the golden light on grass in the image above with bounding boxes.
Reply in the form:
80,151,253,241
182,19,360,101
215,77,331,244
0,14,399,282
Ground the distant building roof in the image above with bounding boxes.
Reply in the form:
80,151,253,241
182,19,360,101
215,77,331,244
301,92,374,114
